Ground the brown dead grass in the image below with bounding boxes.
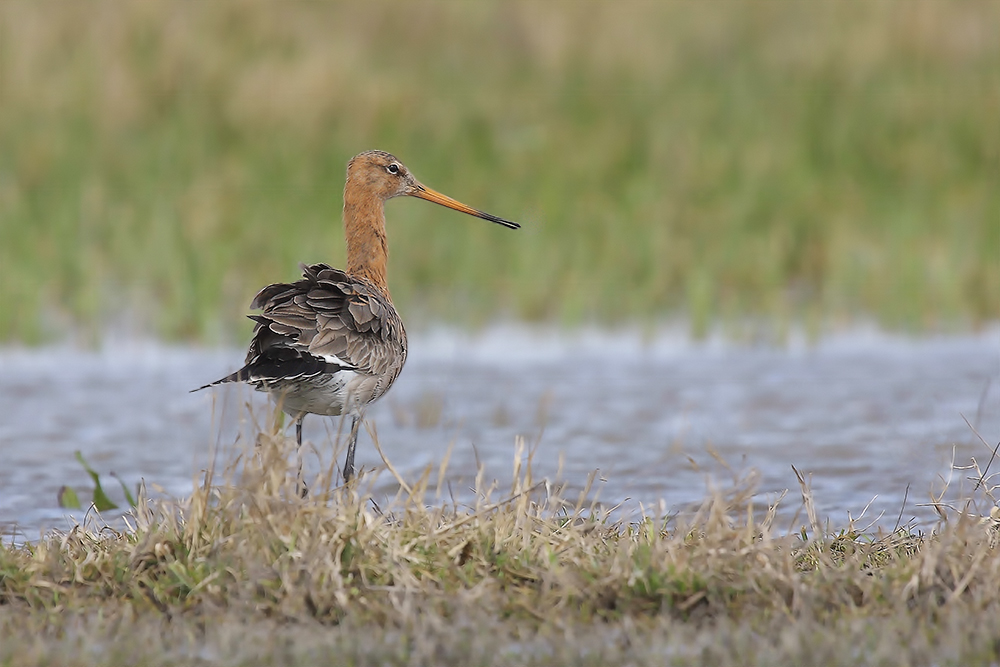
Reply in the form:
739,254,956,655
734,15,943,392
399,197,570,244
3,430,1000,665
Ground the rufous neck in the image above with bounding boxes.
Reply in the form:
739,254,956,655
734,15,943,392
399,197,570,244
343,180,390,297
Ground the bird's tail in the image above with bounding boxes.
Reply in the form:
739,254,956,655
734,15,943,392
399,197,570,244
190,366,252,393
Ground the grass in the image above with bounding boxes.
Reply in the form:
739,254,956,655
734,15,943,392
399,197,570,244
0,1,997,344
4,429,1000,665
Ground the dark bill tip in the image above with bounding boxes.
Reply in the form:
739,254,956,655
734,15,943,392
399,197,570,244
477,211,521,229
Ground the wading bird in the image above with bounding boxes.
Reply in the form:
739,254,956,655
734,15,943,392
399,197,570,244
195,150,520,484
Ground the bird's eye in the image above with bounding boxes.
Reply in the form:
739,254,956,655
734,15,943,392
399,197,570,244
387,164,400,174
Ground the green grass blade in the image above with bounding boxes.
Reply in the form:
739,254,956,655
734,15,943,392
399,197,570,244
56,486,82,510
111,471,138,507
74,451,119,512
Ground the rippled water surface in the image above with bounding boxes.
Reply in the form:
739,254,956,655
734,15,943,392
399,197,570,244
2,327,998,538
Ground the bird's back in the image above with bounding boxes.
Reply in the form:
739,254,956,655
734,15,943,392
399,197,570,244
205,263,407,417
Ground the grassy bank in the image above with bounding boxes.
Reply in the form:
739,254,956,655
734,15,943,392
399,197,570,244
1,1,997,343
2,433,1000,666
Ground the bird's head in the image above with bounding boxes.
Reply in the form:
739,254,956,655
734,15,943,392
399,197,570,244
347,150,520,229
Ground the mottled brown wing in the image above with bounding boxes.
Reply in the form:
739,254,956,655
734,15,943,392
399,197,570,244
246,263,407,381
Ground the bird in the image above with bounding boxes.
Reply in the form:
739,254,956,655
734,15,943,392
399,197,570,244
194,150,520,485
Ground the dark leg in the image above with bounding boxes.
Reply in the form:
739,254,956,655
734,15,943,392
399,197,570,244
295,415,308,497
343,416,360,483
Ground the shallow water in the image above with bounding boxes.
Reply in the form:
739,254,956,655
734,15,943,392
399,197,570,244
2,327,998,539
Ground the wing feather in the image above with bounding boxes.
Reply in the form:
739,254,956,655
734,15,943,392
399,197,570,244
245,263,407,381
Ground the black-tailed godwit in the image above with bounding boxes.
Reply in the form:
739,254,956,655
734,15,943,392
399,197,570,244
196,150,520,483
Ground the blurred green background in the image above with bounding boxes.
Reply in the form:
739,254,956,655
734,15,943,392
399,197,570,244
0,1,996,344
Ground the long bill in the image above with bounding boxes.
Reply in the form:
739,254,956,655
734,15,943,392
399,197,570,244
411,184,521,229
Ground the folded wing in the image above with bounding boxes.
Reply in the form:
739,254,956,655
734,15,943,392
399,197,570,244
195,263,407,391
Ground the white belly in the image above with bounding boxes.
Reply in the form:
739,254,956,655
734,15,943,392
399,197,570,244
260,370,358,417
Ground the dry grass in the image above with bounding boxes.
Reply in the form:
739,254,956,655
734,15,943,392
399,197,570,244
3,429,1000,665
